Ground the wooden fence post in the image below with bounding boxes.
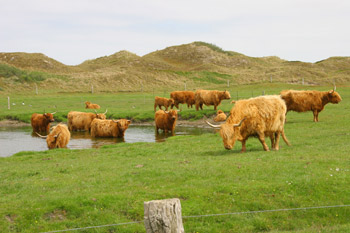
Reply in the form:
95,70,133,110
91,84,94,94
8,96,10,110
144,198,184,233
35,83,38,95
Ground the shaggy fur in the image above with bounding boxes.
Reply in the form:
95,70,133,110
170,91,195,109
280,89,342,122
91,119,131,138
67,111,106,131
155,110,178,134
31,113,55,133
214,110,227,122
195,90,231,111
154,96,175,111
216,95,290,152
44,124,70,149
85,101,100,109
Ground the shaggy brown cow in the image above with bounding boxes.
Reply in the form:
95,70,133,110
31,112,56,133
207,95,290,152
280,88,342,122
67,110,107,131
85,101,100,109
195,90,231,111
36,123,71,149
214,110,227,122
91,119,131,138
170,91,195,109
154,96,174,111
155,110,178,134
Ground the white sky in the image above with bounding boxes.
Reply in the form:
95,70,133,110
1,0,349,65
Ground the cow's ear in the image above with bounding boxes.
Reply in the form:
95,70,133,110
127,120,131,124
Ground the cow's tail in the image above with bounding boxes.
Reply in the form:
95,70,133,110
281,129,291,146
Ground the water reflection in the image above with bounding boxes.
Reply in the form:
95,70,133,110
0,125,214,157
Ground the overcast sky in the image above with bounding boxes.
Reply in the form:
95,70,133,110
1,0,349,65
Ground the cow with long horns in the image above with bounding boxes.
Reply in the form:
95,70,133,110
207,95,290,152
31,112,56,133
36,123,71,149
90,118,131,138
195,90,231,111
67,109,107,131
280,87,342,122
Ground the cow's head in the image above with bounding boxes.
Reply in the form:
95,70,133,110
85,101,91,108
168,98,175,105
46,132,61,149
165,110,178,120
328,88,342,104
112,119,131,133
217,109,224,114
207,118,245,150
44,112,56,122
95,109,107,119
223,90,231,100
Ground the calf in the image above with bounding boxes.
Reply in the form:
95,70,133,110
85,101,100,109
154,96,174,111
214,110,227,122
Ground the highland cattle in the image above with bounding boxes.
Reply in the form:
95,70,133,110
195,90,231,111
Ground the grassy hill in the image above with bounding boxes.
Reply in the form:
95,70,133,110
0,42,349,94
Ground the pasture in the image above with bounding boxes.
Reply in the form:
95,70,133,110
0,84,350,232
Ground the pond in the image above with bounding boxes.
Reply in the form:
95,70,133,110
0,125,215,157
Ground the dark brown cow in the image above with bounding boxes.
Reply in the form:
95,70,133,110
155,110,178,134
170,91,195,109
31,112,56,133
154,96,174,111
85,101,100,109
90,119,131,138
280,88,342,122
195,90,231,111
67,110,107,131
36,123,71,149
214,110,227,122
207,95,290,152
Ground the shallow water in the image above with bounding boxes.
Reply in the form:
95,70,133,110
0,125,214,157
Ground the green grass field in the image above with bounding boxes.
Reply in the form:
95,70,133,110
0,84,350,232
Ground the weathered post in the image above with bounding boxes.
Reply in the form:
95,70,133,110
91,84,94,94
144,198,184,233
35,83,38,95
227,80,230,88
184,81,187,91
8,96,10,110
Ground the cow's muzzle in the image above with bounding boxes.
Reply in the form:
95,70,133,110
224,145,232,150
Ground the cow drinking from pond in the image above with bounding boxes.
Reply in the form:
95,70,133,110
31,112,56,133
280,88,342,122
207,95,290,152
170,91,195,109
90,119,131,138
195,90,231,111
155,110,178,135
67,110,107,131
36,123,71,149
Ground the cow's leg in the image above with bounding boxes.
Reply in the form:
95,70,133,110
270,134,275,149
241,139,247,153
154,103,157,112
214,104,217,110
257,133,269,151
195,103,199,111
200,103,203,110
316,111,320,122
274,132,280,151
313,110,318,122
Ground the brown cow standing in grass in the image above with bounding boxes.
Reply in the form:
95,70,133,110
280,88,342,122
214,110,227,122
155,110,178,135
207,95,290,152
91,119,131,138
154,96,175,111
170,91,195,109
67,110,107,131
31,112,56,133
36,123,71,149
85,101,100,109
195,90,231,111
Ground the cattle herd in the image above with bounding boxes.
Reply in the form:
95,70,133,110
31,87,342,152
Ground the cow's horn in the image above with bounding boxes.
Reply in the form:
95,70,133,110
35,132,47,138
233,117,246,127
112,120,120,123
103,109,108,114
94,109,97,114
206,121,221,128
54,133,60,138
51,112,56,115
333,85,336,91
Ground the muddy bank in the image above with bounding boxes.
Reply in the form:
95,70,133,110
0,120,30,127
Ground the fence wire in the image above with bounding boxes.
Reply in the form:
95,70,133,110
41,204,350,233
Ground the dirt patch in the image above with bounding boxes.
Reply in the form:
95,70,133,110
45,209,67,221
0,120,30,127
